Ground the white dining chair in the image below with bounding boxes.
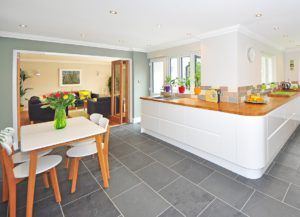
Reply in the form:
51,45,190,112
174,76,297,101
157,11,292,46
66,117,110,193
0,134,62,217
0,128,53,202
64,113,103,169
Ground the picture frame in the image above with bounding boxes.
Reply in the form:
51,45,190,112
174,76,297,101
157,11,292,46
59,69,81,86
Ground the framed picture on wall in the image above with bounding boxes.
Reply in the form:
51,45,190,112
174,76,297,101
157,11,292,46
59,69,81,86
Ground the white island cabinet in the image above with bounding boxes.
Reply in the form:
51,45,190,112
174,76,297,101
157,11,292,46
141,97,300,179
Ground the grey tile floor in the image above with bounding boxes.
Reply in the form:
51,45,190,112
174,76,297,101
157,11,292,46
2,124,300,216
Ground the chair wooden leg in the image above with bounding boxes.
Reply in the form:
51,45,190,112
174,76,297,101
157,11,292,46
8,183,17,217
49,168,61,203
42,173,50,189
64,156,70,169
95,135,108,188
106,155,110,179
68,158,75,180
2,167,8,202
71,158,79,193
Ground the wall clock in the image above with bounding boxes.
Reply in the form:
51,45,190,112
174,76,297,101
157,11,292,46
247,47,256,63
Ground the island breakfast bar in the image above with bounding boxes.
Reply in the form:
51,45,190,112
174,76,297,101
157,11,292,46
140,95,300,179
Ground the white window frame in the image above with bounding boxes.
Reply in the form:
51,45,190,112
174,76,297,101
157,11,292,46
149,58,167,95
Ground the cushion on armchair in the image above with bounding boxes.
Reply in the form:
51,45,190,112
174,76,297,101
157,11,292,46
78,90,91,100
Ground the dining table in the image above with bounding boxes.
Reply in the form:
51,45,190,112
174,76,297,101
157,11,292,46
20,117,108,217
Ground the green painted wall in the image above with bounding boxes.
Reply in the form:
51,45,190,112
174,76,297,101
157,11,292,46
0,37,149,129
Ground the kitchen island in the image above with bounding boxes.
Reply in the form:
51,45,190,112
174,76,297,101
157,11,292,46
140,94,300,179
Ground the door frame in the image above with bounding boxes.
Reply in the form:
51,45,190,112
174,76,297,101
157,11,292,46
12,49,133,149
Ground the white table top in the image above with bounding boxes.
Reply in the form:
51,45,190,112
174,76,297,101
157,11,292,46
20,117,106,152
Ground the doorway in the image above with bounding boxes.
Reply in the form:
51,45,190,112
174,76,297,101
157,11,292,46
13,50,133,147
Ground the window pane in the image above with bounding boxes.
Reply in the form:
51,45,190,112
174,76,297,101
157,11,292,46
170,58,178,79
195,56,201,86
261,56,273,84
181,57,190,79
152,61,164,94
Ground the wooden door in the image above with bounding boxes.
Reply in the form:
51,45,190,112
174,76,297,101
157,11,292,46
17,53,21,143
111,60,129,124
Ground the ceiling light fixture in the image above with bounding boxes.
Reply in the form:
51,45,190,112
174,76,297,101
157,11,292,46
156,24,161,28
18,24,27,28
273,26,280,31
109,10,118,15
283,34,289,38
255,12,263,18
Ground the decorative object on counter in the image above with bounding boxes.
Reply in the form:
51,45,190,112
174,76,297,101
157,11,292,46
261,83,267,91
164,75,175,93
185,76,191,91
281,81,291,90
194,70,201,95
205,89,221,103
245,94,268,104
42,91,76,129
291,83,299,90
176,77,186,94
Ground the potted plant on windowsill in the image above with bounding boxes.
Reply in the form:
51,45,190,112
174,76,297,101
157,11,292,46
164,75,175,93
194,70,201,95
176,77,186,94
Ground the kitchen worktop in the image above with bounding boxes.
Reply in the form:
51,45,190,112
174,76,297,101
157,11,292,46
141,93,299,116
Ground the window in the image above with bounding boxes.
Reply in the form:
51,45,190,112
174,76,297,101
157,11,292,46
195,55,201,86
181,57,190,79
261,56,273,84
151,61,164,94
170,58,178,79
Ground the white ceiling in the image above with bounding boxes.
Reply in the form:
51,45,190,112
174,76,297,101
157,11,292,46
0,0,299,52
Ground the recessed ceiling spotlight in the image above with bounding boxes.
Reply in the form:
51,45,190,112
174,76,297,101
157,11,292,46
18,24,27,28
156,24,161,28
109,10,118,15
255,12,263,18
289,40,295,43
283,34,289,38
118,39,124,43
273,26,280,31
186,33,192,37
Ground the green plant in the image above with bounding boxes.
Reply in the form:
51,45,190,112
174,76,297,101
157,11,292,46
20,69,32,106
108,76,112,94
176,77,186,87
185,76,191,90
195,62,201,87
164,75,175,86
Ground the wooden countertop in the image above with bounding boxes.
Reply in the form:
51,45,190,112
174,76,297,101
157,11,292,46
141,93,299,116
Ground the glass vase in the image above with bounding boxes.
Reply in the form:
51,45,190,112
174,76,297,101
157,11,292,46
54,107,67,129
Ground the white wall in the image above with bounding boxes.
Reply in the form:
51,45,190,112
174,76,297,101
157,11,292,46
200,32,238,91
284,50,300,81
237,33,284,87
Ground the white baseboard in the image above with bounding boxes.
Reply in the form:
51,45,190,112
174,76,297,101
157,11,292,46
133,117,141,123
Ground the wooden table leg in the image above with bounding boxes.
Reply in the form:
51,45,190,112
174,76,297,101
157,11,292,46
26,151,38,217
95,135,109,188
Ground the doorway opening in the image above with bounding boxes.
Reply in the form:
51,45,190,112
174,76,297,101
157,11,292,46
13,50,132,146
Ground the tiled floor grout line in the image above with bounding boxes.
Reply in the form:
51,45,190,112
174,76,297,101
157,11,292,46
59,204,66,217
133,161,157,174
156,176,182,193
166,157,187,168
282,183,292,202
80,160,126,217
196,198,216,217
61,188,100,207
16,193,54,211
111,182,143,200
197,171,216,186
154,205,172,217
110,152,188,217
265,172,300,189
240,190,256,211
111,144,249,217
